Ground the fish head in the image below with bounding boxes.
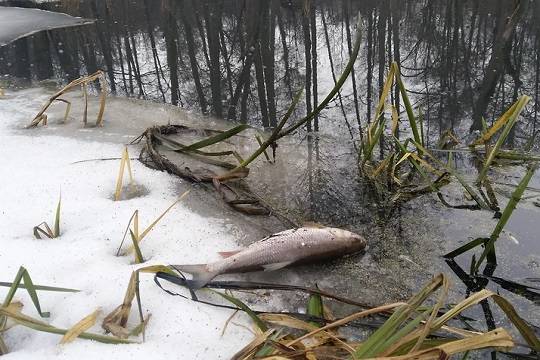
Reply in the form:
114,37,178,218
327,228,367,252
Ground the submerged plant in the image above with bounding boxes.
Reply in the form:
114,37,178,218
33,193,61,239
358,61,536,216
445,163,538,271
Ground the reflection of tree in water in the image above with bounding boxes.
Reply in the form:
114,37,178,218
1,0,539,145
296,135,371,226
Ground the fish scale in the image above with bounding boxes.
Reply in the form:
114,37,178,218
217,228,333,270
173,226,366,289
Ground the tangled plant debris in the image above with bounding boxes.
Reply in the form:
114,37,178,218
155,271,540,359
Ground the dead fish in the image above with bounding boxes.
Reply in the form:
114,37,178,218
173,226,366,289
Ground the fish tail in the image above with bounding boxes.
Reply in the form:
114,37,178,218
171,264,218,289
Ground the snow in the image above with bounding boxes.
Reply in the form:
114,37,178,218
0,88,253,359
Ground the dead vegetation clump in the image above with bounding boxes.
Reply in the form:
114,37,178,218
154,271,540,359
27,70,106,128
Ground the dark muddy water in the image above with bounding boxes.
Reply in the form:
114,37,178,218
1,0,539,355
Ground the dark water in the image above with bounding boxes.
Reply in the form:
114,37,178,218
1,0,540,354
1,0,540,144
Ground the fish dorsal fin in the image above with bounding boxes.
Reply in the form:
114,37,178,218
218,250,242,258
303,221,325,229
262,261,294,271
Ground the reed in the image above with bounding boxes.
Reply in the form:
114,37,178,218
114,147,134,201
444,164,538,269
27,70,107,128
476,96,530,184
33,194,62,239
116,191,190,263
0,267,128,355
211,274,539,359
474,163,538,270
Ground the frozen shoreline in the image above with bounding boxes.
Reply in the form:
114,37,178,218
0,88,253,359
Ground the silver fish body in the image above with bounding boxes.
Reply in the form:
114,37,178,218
173,226,366,289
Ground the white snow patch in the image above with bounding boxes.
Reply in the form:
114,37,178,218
0,89,253,359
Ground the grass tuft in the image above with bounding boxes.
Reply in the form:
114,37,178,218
27,71,107,128
116,191,190,263
33,193,62,239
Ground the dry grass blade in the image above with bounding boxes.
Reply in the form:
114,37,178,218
33,193,62,239
287,302,406,347
137,265,178,276
261,314,353,352
472,101,519,146
138,190,189,240
33,222,54,239
260,314,318,332
114,147,134,201
370,64,396,138
130,229,145,264
383,328,513,360
54,98,72,123
102,267,164,341
1,301,24,332
362,65,396,163
0,306,131,345
96,74,107,126
53,193,61,237
476,95,530,184
60,308,101,344
120,190,190,256
421,286,538,352
102,271,139,339
230,273,538,359
354,275,445,358
231,329,275,360
27,70,106,128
